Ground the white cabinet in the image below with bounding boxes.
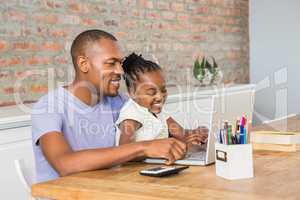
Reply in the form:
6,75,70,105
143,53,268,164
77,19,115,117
0,126,34,200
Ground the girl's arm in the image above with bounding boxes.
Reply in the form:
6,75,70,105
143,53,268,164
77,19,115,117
118,119,142,145
166,117,186,141
118,119,187,163
119,119,152,162
167,117,208,144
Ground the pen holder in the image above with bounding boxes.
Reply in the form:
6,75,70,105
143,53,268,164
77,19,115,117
215,143,254,180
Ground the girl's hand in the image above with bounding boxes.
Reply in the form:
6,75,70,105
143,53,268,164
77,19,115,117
184,126,208,145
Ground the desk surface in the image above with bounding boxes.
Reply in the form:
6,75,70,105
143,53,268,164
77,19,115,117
32,150,300,200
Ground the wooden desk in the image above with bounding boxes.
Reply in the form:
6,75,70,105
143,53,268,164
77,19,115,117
32,150,300,200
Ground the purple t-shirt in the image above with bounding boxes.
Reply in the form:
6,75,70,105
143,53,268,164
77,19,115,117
31,87,128,183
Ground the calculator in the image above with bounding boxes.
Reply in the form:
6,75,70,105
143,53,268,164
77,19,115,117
139,166,189,177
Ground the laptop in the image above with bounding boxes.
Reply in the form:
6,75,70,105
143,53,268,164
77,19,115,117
144,87,255,166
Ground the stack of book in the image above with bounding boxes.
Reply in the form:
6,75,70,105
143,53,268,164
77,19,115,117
251,131,300,152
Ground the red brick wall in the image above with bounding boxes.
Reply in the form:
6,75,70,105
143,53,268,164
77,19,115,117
0,0,249,106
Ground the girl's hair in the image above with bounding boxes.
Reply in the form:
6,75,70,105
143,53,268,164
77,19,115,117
122,53,161,89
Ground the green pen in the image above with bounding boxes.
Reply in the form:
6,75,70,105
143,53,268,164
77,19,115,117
228,124,231,145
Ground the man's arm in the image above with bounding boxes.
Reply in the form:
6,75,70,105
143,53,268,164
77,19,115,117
40,131,186,176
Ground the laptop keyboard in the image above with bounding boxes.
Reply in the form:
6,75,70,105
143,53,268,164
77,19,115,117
185,151,206,161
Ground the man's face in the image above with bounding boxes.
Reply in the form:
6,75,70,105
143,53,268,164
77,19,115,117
85,39,124,97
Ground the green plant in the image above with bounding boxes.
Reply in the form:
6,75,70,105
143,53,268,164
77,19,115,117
193,56,220,85
193,57,205,82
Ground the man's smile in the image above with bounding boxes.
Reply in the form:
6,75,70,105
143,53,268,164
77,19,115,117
110,76,121,87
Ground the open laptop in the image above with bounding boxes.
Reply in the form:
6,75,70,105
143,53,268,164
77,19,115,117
144,87,255,166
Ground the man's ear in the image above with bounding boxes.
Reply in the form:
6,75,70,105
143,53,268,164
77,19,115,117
77,56,89,73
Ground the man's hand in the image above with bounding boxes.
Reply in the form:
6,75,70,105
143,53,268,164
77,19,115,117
143,138,187,165
184,126,209,145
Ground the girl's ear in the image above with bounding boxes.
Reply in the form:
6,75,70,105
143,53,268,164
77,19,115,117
77,56,89,73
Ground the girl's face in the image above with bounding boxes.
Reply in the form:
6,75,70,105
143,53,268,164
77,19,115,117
129,70,168,114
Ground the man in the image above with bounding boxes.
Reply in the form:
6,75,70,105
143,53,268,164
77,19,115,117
32,29,188,183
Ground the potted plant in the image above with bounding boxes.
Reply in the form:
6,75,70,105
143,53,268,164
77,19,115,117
193,56,222,86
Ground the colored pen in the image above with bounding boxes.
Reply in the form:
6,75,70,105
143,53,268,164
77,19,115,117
240,124,244,144
235,119,240,133
241,114,246,126
224,121,228,145
228,124,232,145
219,129,223,144
234,134,238,144
244,128,247,144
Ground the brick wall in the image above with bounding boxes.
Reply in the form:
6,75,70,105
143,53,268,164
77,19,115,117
0,0,249,107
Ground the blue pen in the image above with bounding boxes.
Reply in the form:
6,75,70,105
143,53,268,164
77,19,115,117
240,124,244,144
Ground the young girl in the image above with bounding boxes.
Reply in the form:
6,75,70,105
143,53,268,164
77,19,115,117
116,53,208,146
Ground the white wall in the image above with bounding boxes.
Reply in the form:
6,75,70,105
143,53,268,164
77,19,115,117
250,0,300,124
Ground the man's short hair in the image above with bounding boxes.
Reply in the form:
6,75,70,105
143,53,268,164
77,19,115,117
70,29,117,71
